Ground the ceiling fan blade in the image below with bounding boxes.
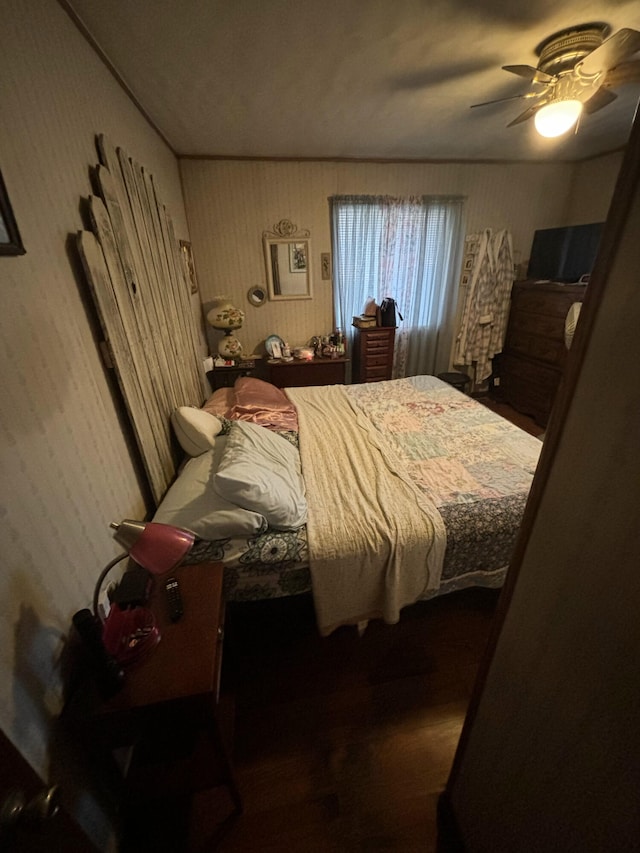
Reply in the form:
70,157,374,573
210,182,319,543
577,28,640,76
583,88,618,114
602,59,640,88
470,93,528,108
503,64,554,84
506,100,549,127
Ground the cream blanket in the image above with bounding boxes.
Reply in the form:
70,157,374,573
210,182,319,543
286,385,446,636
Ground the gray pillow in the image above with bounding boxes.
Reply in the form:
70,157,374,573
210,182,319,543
213,420,307,530
153,437,267,539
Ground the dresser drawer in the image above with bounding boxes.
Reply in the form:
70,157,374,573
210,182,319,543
269,357,348,388
364,351,392,367
500,353,559,425
507,328,566,366
362,328,395,343
509,310,565,341
363,338,391,355
363,364,391,381
512,289,582,319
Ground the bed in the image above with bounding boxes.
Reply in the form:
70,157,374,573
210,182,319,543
154,375,541,635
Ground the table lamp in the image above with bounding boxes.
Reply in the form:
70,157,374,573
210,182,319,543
92,520,195,666
206,296,245,359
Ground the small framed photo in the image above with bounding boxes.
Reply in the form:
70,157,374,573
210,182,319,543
289,242,307,273
321,252,331,280
271,340,282,359
463,256,474,271
0,169,25,256
461,274,470,286
465,239,479,255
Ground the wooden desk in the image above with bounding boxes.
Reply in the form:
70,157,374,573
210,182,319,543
268,356,349,388
68,562,241,849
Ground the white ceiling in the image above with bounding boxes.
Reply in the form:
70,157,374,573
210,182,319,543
66,0,640,162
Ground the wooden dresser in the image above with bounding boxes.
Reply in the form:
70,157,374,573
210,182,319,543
352,326,396,383
497,280,586,427
268,356,349,388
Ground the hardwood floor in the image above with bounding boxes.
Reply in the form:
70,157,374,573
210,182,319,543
185,588,498,852
474,394,544,438
184,400,533,851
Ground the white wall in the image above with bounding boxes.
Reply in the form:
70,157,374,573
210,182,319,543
0,0,189,844
448,134,640,850
565,149,625,224
181,158,582,357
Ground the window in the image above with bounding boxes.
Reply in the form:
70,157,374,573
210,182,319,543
330,195,465,377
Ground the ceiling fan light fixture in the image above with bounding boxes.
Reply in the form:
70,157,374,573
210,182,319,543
534,99,583,137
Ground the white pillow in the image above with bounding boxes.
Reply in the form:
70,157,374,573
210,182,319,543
171,406,223,457
213,420,307,530
153,437,266,539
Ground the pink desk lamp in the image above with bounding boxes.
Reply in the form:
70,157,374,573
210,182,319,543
93,520,195,665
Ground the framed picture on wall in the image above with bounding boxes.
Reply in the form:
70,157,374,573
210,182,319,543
321,252,331,280
0,169,25,256
179,240,198,293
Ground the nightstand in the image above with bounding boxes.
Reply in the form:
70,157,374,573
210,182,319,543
65,562,242,849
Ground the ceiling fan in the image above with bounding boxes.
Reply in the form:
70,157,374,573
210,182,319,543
471,23,640,137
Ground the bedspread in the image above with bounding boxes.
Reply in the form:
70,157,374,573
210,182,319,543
345,376,540,504
345,375,541,593
286,384,446,636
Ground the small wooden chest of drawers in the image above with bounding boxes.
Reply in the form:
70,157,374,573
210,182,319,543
352,326,396,383
497,280,586,426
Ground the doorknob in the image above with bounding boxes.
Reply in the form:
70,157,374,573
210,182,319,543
0,786,60,827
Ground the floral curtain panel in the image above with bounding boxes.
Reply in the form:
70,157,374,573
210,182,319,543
330,195,465,378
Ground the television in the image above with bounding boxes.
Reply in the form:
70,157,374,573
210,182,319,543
526,222,604,283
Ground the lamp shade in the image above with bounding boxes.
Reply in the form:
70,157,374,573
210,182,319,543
534,100,583,138
110,520,195,575
206,296,244,331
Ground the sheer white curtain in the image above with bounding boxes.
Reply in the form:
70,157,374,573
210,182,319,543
330,195,465,378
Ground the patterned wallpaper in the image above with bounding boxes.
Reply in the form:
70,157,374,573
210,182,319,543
0,1,192,839
180,156,617,358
